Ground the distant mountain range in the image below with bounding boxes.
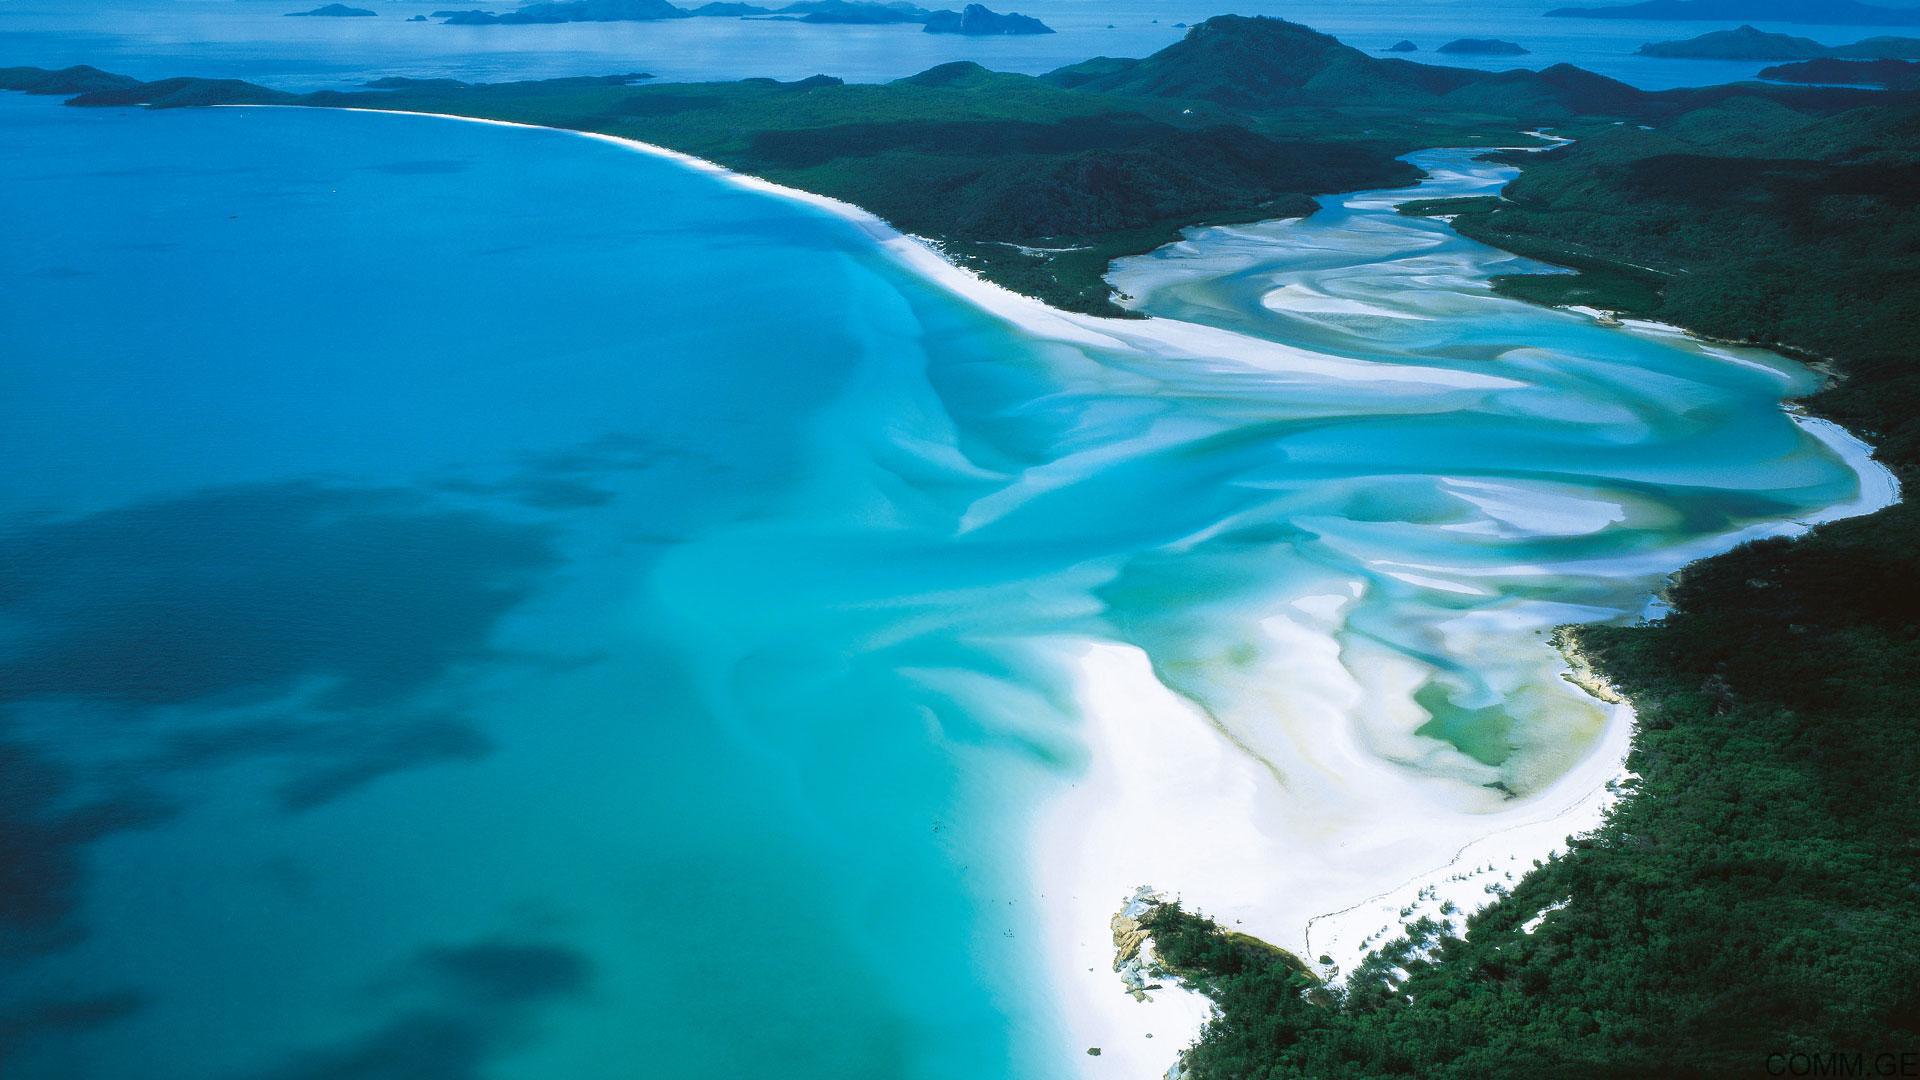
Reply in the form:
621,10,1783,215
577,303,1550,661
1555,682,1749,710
432,0,1052,30
1639,25,1920,60
1549,0,1920,25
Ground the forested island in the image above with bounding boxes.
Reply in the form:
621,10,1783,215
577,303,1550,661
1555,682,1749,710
922,4,1050,34
1638,25,1920,60
6,15,1918,1075
1763,57,1920,88
1436,37,1530,55
1548,0,1920,24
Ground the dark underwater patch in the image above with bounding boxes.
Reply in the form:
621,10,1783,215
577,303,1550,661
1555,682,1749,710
0,739,178,955
0,481,558,709
365,159,473,176
418,941,594,1004
0,990,149,1069
154,710,496,812
273,716,493,812
249,937,592,1080
0,481,558,956
433,431,723,511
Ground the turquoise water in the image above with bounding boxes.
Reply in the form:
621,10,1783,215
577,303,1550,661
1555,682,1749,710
0,95,1880,1078
3,0,1914,90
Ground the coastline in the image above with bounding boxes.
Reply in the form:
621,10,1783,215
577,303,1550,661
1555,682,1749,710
239,106,1519,394
229,104,1909,1078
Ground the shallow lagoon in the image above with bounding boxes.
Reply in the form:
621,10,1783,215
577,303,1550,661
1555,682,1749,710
0,96,1884,1077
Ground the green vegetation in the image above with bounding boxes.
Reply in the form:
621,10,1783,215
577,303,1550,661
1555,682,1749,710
286,4,377,16
1638,25,1832,60
1548,0,1920,26
1763,58,1920,89
0,65,139,96
921,4,1051,35
1437,39,1530,56
1637,25,1920,61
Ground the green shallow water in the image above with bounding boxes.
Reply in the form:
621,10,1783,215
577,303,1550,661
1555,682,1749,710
0,101,1882,1079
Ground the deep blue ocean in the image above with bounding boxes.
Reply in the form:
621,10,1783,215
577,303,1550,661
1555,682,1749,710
0,3,1900,1078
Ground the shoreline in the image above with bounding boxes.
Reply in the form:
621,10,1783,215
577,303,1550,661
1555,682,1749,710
1052,143,1907,1076
232,104,1909,1078
232,106,1525,394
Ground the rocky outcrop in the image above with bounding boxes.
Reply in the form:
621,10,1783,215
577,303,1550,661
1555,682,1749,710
923,3,1053,34
1552,628,1626,705
1111,885,1169,1002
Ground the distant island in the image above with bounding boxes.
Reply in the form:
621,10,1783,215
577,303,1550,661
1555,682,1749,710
435,0,686,22
923,4,1051,34
361,72,653,88
1437,38,1530,55
1639,25,1827,59
1760,56,1920,86
0,64,140,95
1386,39,1419,52
1548,0,1920,25
1639,25,1920,60
430,0,1051,29
759,1,930,24
287,3,376,14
